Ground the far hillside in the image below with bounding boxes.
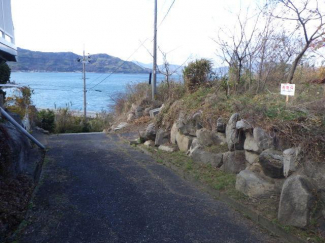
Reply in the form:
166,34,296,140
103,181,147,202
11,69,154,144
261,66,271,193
9,48,150,73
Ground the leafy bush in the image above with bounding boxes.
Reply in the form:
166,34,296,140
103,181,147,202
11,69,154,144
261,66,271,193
156,80,186,103
183,59,213,93
6,86,34,119
37,109,55,132
0,62,11,84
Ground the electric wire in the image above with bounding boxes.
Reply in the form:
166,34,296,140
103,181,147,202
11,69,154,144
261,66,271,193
87,38,150,91
159,0,176,27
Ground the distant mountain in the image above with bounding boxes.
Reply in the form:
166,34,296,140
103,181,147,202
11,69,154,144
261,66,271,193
9,48,150,73
133,61,183,74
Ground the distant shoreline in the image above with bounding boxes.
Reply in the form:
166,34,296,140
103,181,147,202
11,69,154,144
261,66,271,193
37,108,105,118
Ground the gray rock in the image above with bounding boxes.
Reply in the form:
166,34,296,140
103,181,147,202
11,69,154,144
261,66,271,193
216,118,226,133
158,145,178,153
187,138,201,156
155,129,170,146
244,132,259,152
254,127,273,152
245,150,259,164
170,123,178,144
244,128,273,153
226,113,245,151
140,123,156,141
216,132,227,144
135,106,144,118
144,140,155,147
259,149,284,178
246,162,263,174
301,162,325,192
191,148,223,168
278,175,315,228
113,122,129,131
221,151,246,174
175,132,193,152
131,103,138,112
178,118,197,136
196,128,220,147
236,170,276,198
149,108,161,118
127,112,135,122
236,119,253,131
283,148,297,178
143,107,151,116
129,140,139,146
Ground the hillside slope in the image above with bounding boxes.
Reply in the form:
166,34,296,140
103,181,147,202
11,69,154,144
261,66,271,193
9,48,149,73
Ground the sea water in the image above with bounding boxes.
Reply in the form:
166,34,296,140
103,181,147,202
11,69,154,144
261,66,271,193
9,72,176,112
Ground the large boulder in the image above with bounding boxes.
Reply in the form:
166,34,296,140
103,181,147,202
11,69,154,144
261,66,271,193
196,128,220,147
236,170,276,198
216,132,227,144
283,148,298,178
221,151,246,174
135,106,144,118
187,138,201,156
259,149,284,178
143,107,151,117
127,112,135,122
278,175,315,228
236,119,253,131
245,127,273,153
144,140,155,147
158,145,178,153
243,132,259,152
140,123,156,141
191,148,223,168
226,113,245,151
113,122,128,131
245,151,259,164
170,123,178,144
149,108,161,118
216,118,226,133
175,132,193,152
155,129,169,146
177,114,200,137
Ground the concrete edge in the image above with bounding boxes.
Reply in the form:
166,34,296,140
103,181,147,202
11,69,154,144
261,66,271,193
135,145,306,243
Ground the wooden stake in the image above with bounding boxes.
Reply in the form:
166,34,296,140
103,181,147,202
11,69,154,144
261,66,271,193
286,95,289,105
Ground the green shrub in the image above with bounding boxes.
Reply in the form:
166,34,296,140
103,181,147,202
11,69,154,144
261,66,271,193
183,59,213,93
37,109,55,132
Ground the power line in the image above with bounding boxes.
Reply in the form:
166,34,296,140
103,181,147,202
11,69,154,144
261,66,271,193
159,0,176,27
88,38,150,90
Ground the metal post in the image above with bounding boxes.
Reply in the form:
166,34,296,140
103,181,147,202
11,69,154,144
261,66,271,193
82,50,87,122
152,0,158,101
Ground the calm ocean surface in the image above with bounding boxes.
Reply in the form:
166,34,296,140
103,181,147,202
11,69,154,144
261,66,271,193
9,72,176,112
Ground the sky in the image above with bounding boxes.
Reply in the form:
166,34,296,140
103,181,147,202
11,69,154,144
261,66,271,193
11,0,256,66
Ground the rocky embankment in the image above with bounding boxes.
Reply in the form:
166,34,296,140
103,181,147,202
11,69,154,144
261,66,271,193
111,102,325,234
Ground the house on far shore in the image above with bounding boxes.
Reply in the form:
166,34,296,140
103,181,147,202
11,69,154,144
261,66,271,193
0,0,16,62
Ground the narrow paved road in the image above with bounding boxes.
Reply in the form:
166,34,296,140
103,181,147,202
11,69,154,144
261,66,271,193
17,133,282,243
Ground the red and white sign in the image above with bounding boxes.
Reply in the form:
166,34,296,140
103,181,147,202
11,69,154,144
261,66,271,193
281,83,295,96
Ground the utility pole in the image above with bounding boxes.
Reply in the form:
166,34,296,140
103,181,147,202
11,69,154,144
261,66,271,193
78,50,91,122
152,0,158,101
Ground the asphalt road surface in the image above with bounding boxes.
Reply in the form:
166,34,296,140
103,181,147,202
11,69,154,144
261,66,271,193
16,133,283,243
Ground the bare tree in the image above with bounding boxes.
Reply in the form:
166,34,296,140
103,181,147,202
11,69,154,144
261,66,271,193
269,0,325,83
214,7,262,94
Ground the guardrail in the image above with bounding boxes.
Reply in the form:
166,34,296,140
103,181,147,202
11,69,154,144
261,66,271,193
0,107,46,150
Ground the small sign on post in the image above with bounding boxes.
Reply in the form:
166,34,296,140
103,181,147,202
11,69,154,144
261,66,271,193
281,83,295,104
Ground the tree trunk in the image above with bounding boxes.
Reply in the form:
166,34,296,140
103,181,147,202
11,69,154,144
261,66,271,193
287,43,309,83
